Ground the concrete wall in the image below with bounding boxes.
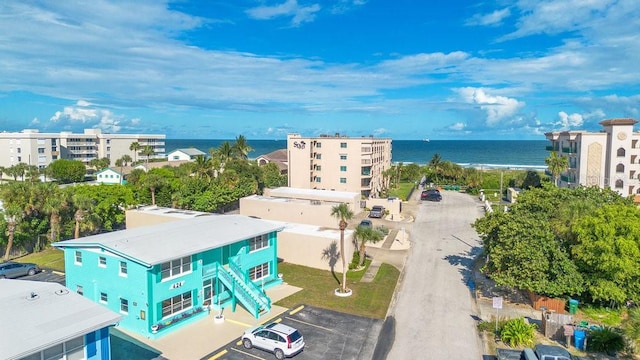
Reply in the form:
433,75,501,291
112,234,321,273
277,226,355,273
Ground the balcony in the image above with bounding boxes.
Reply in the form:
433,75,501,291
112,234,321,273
546,145,559,151
562,147,575,154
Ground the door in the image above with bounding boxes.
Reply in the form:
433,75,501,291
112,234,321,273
203,279,214,305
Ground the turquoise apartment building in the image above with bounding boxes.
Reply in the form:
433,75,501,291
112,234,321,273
53,214,283,338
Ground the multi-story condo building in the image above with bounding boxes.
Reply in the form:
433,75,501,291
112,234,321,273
287,133,392,198
0,128,165,172
545,118,640,196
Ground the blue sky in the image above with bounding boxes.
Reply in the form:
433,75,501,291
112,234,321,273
1,1,639,140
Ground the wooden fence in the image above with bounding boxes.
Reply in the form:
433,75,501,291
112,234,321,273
528,291,567,314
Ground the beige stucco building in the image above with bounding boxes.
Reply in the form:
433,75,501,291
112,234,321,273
287,133,392,198
0,128,165,175
545,118,640,196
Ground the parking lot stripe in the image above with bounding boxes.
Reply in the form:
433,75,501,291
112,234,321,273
285,316,336,332
230,347,266,359
289,305,304,315
52,271,65,275
207,349,227,359
272,318,282,323
225,318,253,327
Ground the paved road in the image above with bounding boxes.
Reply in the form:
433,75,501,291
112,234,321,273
385,191,485,359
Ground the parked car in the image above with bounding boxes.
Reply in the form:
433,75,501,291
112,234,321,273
242,322,305,359
421,190,442,202
497,345,576,360
369,205,385,218
0,261,41,279
359,219,372,228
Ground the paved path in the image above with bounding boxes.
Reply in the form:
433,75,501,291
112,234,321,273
384,191,485,359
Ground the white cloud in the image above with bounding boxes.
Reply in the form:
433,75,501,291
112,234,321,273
555,111,584,129
449,122,466,131
246,0,321,26
331,0,367,14
372,128,387,136
466,8,511,26
457,88,525,126
49,101,126,133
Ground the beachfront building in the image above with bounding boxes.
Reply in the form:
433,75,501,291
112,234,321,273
167,148,206,161
53,214,283,338
0,128,165,176
287,133,392,198
256,149,288,175
545,118,640,196
95,168,125,185
1,280,121,360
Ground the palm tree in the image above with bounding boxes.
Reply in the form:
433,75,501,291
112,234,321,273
545,151,569,187
2,205,24,260
193,155,213,179
330,203,354,293
142,173,167,205
129,141,141,164
429,153,442,184
71,194,96,239
353,225,384,267
232,135,253,160
141,146,155,168
42,183,67,243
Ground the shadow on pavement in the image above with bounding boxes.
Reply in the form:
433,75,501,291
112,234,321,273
111,328,166,360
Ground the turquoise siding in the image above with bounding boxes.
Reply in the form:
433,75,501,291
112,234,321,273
61,229,281,338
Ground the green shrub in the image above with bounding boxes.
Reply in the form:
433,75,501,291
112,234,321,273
587,326,625,355
349,252,360,270
499,317,537,348
375,225,389,235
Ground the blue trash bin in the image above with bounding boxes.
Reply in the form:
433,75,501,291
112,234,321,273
574,329,586,350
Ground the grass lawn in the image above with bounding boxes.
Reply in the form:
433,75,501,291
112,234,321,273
16,247,65,272
275,261,400,319
388,182,415,201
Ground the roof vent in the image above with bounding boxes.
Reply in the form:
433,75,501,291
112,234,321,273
27,292,40,301
55,289,69,296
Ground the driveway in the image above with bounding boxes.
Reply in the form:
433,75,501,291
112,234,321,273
381,190,485,359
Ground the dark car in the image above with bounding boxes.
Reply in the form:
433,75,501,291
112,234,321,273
0,261,41,279
369,205,385,218
421,190,442,201
359,219,372,228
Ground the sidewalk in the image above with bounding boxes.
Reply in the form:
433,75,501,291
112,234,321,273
112,283,302,360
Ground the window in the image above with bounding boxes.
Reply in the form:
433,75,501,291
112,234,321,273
17,148,21,153
615,179,624,188
617,164,625,173
99,256,107,267
250,234,269,251
160,256,192,280
340,166,347,171
37,336,84,360
340,178,347,183
316,142,321,148
315,177,321,182
100,292,108,304
120,261,128,276
315,165,321,171
340,142,347,148
315,153,322,160
120,298,129,314
161,291,192,318
617,147,626,157
37,148,45,154
250,263,270,281
76,285,83,295
340,155,347,160
75,251,82,265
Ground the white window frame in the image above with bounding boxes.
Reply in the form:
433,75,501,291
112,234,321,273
98,256,107,268
250,262,270,281
249,234,269,252
76,285,83,296
161,291,192,319
160,256,192,281
74,251,82,265
100,292,108,304
120,298,129,314
119,261,128,277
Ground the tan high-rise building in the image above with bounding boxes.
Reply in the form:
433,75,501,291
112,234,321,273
0,128,165,173
287,133,392,198
545,118,640,196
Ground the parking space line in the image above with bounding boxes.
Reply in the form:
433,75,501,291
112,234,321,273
230,347,266,359
289,305,304,315
272,317,282,323
225,318,253,328
51,271,65,275
207,349,227,360
285,316,336,332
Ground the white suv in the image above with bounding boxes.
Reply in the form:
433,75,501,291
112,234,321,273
242,322,305,359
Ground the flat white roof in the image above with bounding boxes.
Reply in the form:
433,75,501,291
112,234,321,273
268,187,358,202
0,280,121,360
54,215,284,266
129,205,212,219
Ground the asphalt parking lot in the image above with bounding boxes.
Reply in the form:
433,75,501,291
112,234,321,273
202,305,382,360
18,268,66,285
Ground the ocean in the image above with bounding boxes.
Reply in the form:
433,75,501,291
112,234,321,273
165,139,549,170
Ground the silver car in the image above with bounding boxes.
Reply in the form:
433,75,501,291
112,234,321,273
0,261,40,279
242,322,305,359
